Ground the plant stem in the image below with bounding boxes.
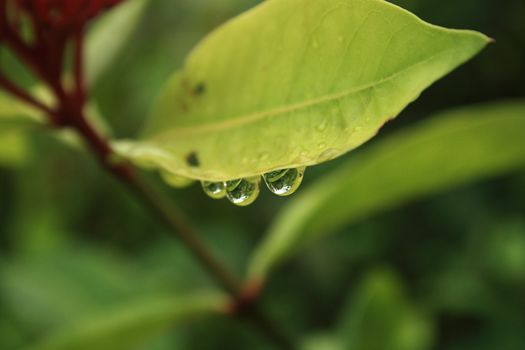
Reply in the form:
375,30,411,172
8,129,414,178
70,111,296,350
1,5,295,345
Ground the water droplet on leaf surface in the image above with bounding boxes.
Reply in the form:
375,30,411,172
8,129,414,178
201,181,226,199
226,177,260,206
225,179,242,192
263,167,305,196
318,148,340,162
264,169,288,183
316,120,327,132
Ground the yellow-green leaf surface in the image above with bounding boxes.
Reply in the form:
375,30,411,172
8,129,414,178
32,293,224,350
114,0,489,181
249,100,525,279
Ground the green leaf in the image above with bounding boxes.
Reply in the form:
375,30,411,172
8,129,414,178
0,92,43,167
113,0,489,181
337,269,433,350
31,293,224,350
0,128,30,167
86,0,150,86
301,334,344,350
0,91,45,127
249,100,525,279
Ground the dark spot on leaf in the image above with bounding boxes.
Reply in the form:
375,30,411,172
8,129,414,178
180,102,188,113
186,152,200,167
193,82,206,96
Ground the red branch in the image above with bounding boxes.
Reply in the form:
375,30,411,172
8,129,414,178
0,2,297,348
73,29,86,107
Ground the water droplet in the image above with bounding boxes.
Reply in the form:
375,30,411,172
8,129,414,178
313,40,319,49
318,148,340,162
263,167,305,196
353,126,363,132
365,116,371,123
161,171,194,188
258,152,270,161
318,142,327,149
316,120,327,132
201,181,226,199
224,179,242,191
226,177,260,206
338,35,344,43
264,169,288,183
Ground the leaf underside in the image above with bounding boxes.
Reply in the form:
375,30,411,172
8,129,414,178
113,0,489,181
248,100,525,279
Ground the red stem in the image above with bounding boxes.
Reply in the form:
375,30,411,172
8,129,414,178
0,3,296,347
73,29,86,107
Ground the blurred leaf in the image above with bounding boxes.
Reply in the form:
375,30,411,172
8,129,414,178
32,293,224,350
113,0,488,181
1,241,225,350
0,129,30,167
0,249,159,330
301,334,344,350
337,269,433,350
249,100,525,279
0,92,45,127
86,0,150,86
426,265,496,316
0,317,27,350
0,91,42,167
482,220,525,285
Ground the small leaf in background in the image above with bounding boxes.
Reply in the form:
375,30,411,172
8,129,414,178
0,92,45,127
86,0,150,86
301,333,344,350
32,293,224,350
482,220,525,285
0,92,43,168
337,269,433,350
249,100,525,279
0,129,30,167
114,0,488,182
0,239,225,350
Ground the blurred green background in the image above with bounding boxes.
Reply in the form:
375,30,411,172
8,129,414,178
1,0,525,349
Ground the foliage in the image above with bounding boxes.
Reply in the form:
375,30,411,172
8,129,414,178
249,100,525,278
114,0,488,181
1,0,524,349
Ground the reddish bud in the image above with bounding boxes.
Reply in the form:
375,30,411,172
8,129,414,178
12,0,123,31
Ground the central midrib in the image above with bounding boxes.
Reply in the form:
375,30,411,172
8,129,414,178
152,48,458,139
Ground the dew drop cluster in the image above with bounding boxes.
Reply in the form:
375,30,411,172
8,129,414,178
200,167,306,206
